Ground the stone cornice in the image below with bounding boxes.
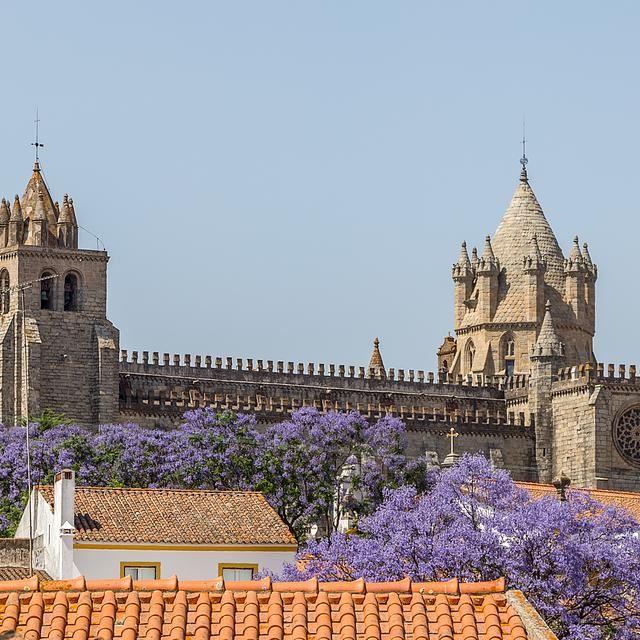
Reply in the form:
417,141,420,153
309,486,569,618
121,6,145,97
0,246,109,263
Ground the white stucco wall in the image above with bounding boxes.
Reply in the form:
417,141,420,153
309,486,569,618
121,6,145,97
73,547,296,580
15,490,59,576
15,488,297,581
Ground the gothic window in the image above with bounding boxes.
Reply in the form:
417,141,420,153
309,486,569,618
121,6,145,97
0,271,9,314
41,271,54,310
501,333,516,377
465,340,476,371
64,273,78,311
613,406,640,466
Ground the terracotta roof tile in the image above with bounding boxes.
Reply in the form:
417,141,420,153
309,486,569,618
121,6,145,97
0,576,553,639
0,568,50,581
37,486,297,546
517,481,640,522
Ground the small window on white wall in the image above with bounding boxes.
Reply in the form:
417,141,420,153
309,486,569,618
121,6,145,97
219,564,257,581
121,563,159,580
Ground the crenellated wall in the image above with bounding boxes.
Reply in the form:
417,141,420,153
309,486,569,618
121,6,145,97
117,350,537,480
551,362,640,491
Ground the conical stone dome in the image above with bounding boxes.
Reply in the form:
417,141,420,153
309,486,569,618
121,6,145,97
487,169,567,324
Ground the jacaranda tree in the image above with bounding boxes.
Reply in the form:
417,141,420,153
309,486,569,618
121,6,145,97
278,454,640,640
0,407,426,541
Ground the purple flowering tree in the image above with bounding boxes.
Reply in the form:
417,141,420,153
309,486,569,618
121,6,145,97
280,454,640,640
0,408,422,542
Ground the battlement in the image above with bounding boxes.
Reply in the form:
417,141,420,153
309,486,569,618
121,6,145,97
119,350,528,392
119,386,531,431
554,363,639,386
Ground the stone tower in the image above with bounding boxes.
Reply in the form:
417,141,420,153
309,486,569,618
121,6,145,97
0,162,119,425
528,301,565,482
442,160,597,380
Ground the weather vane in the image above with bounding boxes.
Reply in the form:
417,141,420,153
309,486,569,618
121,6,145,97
520,118,528,168
31,109,44,164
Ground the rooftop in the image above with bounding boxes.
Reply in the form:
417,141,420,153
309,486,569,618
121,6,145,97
0,575,555,640
517,481,640,522
38,485,297,546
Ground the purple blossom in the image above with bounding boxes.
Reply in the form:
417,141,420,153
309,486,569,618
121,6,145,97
280,454,640,640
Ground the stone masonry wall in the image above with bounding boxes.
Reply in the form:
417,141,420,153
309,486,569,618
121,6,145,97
551,364,640,491
0,246,119,426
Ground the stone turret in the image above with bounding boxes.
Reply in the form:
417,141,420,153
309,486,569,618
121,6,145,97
444,157,596,378
564,236,586,323
523,235,546,324
8,196,23,246
452,241,475,327
475,235,499,324
529,301,565,483
57,195,78,249
0,199,9,248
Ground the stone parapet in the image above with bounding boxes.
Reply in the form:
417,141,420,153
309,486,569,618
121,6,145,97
120,350,529,393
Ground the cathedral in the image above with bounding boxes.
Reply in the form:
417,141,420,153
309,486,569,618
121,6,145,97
1,156,640,491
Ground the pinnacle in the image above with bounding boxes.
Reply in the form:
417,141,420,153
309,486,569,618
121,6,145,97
569,236,582,262
457,241,471,267
582,242,593,267
481,235,495,261
470,246,478,269
367,337,386,378
533,300,564,357
10,196,22,222
530,235,542,261
0,199,9,224
59,194,75,224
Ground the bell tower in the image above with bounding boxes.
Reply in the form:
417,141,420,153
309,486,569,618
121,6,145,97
0,161,119,425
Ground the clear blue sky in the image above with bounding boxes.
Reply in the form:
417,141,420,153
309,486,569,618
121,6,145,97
1,2,638,370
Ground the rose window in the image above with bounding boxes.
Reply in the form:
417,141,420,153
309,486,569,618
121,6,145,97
614,406,640,465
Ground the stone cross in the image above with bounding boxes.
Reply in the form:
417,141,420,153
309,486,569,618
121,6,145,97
446,427,459,455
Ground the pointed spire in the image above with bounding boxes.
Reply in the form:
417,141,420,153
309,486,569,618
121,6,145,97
367,337,386,378
470,246,478,270
457,241,471,267
532,301,564,358
582,242,593,267
0,199,9,225
569,236,582,262
58,194,74,223
530,234,543,262
10,196,22,222
68,197,77,225
481,235,495,261
524,234,545,272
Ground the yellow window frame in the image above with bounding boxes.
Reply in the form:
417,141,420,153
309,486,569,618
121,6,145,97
120,561,161,579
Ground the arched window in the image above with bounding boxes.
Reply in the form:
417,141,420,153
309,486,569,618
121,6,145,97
0,271,9,314
500,333,516,377
64,273,78,311
465,340,476,372
41,271,54,310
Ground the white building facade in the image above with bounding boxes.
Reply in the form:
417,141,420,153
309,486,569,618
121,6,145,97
15,470,297,581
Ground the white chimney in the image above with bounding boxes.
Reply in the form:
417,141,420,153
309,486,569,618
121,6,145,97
53,469,76,579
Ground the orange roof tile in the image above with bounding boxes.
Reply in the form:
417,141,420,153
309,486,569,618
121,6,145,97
0,575,555,639
0,568,50,581
37,486,297,546
517,481,640,522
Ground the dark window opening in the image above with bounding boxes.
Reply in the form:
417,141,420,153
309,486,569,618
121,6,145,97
0,271,9,314
505,359,515,377
64,273,78,311
41,273,53,310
